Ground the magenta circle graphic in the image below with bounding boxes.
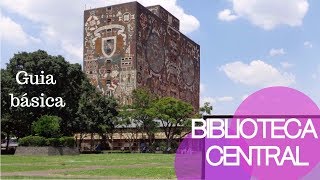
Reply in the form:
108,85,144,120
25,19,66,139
175,86,320,179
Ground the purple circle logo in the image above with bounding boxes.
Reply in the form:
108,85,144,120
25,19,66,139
175,87,320,179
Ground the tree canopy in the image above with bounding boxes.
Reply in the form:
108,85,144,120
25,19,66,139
130,88,158,144
118,88,159,150
76,90,119,150
1,50,197,152
32,115,61,138
200,102,213,115
1,50,92,137
148,97,194,150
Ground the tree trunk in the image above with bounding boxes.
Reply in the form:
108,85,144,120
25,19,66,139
75,136,78,148
90,133,94,151
78,133,84,152
166,138,171,152
129,142,132,152
106,133,114,150
6,133,10,151
100,133,107,150
147,132,155,145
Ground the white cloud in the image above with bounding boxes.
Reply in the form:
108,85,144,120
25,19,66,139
200,83,206,95
0,0,199,64
200,97,216,107
200,96,234,107
312,74,317,80
0,13,40,46
149,1,200,34
304,41,313,48
218,9,238,22
280,61,294,69
217,96,234,102
312,65,320,80
269,48,286,56
61,41,83,63
218,0,309,30
220,60,295,87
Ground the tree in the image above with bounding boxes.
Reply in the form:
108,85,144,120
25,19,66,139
200,102,213,115
1,50,89,137
93,95,118,151
76,92,118,151
118,105,140,152
1,69,29,149
117,88,159,152
32,115,61,138
148,97,194,150
73,78,97,150
1,114,15,151
130,88,158,144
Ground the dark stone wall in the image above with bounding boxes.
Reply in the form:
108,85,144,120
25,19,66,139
146,5,180,30
15,147,79,156
136,3,200,112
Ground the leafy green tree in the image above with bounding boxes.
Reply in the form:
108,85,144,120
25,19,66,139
1,50,90,137
200,102,213,115
1,69,29,149
2,52,34,136
73,78,96,150
118,105,140,152
131,88,158,144
148,97,194,150
76,92,118,151
118,88,159,151
93,95,118,151
32,115,61,138
1,114,15,151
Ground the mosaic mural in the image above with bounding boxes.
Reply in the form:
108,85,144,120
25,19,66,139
146,5,180,30
136,4,200,111
84,2,200,110
84,2,137,105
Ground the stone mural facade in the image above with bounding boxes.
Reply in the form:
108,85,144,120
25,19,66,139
84,2,200,111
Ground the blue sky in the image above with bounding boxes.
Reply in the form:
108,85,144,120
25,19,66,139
1,0,319,114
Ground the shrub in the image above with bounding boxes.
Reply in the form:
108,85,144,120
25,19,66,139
19,136,47,146
171,140,179,152
32,115,61,138
19,136,75,147
60,137,75,147
151,141,167,152
158,141,167,151
46,138,61,147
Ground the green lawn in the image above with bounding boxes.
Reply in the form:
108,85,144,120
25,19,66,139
1,176,84,179
67,166,175,179
1,154,176,179
1,165,76,172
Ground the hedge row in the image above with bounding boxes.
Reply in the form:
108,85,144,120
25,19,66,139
19,136,75,147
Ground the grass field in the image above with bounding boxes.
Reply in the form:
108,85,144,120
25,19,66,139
1,153,176,179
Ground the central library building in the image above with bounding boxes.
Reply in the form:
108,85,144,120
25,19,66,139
79,1,200,151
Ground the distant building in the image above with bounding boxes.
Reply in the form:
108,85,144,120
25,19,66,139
75,120,189,152
83,1,200,111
